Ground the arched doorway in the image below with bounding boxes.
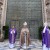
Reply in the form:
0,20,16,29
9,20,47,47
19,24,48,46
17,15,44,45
6,0,43,39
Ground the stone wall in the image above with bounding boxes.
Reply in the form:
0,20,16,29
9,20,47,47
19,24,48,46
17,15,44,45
6,0,42,39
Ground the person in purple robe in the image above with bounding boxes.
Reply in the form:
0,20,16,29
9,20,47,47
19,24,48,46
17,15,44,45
9,26,17,48
42,22,50,50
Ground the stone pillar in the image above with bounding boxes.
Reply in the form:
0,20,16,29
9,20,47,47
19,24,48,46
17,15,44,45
42,0,47,25
42,0,50,26
0,0,4,41
0,0,7,41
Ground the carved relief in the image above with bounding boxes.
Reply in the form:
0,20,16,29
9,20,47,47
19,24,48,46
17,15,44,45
45,0,50,22
45,0,50,6
0,0,3,5
46,0,50,14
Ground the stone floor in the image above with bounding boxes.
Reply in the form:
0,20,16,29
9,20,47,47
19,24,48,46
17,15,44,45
0,39,42,50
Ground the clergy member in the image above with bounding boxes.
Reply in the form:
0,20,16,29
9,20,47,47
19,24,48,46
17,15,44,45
9,26,17,48
42,22,50,50
19,22,31,48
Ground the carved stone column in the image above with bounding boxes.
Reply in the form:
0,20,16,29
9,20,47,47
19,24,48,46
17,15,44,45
42,0,50,26
0,0,4,41
0,0,7,41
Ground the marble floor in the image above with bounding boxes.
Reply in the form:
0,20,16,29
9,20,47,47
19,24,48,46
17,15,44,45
0,40,42,50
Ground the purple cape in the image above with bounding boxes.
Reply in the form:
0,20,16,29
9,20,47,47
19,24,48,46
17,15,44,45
9,28,17,44
42,27,50,48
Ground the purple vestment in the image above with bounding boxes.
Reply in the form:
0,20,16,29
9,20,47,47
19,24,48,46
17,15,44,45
42,27,50,48
9,28,17,44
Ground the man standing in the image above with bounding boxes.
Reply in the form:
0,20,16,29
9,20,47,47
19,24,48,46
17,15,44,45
9,26,17,48
20,22,31,48
42,22,50,50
